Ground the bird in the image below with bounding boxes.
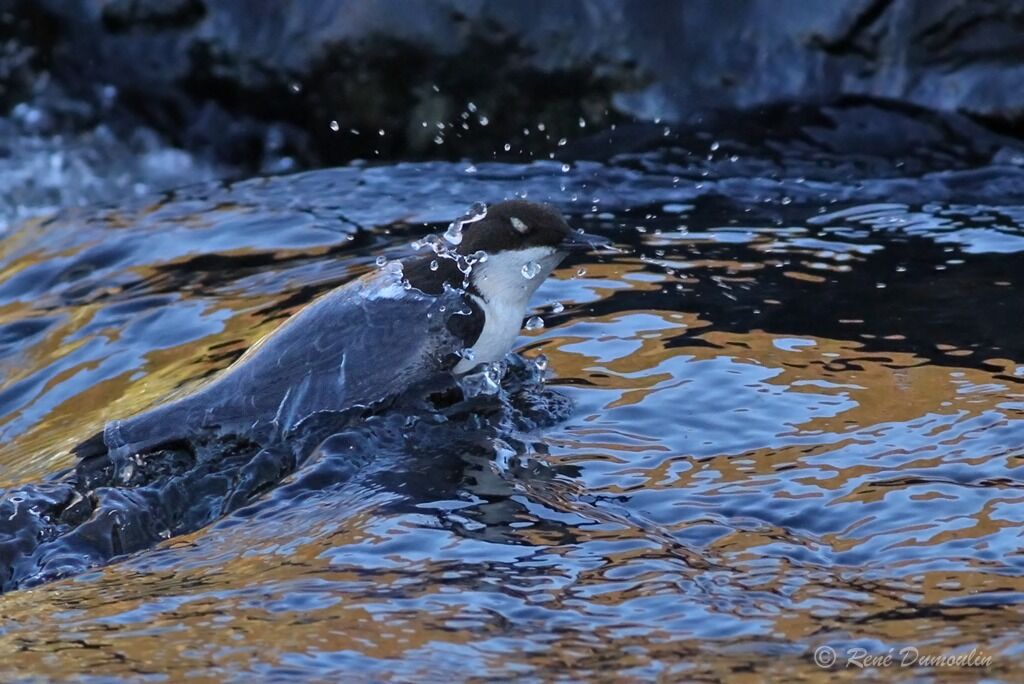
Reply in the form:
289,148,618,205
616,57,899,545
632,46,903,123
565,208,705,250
81,199,608,461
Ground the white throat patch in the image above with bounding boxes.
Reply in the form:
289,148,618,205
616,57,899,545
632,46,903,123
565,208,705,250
454,246,562,373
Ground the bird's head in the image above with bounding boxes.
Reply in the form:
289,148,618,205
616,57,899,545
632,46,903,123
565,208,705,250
452,200,606,304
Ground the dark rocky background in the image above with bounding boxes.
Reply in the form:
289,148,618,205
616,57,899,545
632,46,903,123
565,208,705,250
5,0,1024,177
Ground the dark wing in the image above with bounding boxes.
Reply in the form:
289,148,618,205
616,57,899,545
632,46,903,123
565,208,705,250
101,273,472,457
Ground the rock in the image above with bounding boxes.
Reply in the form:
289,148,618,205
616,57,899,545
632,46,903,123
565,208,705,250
14,0,1024,167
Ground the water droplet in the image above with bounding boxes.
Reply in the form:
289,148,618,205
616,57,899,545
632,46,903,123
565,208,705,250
470,250,488,264
561,163,571,173
430,260,439,271
551,301,564,313
464,164,478,174
467,101,477,112
578,117,586,128
465,201,487,222
503,143,511,151
444,223,463,245
378,129,385,136
443,202,488,246
375,256,387,267
289,82,302,93
479,115,489,126
557,138,567,146
575,267,587,277
710,141,720,151
521,261,542,279
329,120,340,132
525,316,544,331
534,354,549,371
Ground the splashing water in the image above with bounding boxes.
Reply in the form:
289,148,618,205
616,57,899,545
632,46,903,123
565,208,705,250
443,201,488,245
410,203,493,288
458,360,506,397
2,104,1024,680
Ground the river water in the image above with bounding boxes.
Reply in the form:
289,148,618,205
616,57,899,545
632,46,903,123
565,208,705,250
0,104,1022,680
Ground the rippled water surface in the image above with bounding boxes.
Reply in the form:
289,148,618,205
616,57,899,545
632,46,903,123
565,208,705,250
1,106,1023,680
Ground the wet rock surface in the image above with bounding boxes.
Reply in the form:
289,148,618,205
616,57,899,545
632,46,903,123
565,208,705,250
14,0,1024,170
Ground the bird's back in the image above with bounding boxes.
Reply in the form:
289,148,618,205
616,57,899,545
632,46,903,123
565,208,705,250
96,270,471,459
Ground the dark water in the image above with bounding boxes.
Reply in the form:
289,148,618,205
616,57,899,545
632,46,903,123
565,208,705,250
1,105,1023,680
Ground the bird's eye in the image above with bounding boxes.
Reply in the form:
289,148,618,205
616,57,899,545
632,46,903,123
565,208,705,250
510,217,529,234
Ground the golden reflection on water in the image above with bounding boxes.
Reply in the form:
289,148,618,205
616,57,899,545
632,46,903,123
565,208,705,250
0,292,276,486
0,206,1022,681
1,297,1021,679
0,239,362,487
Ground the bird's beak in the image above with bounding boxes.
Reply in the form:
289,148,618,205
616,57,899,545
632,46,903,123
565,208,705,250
560,230,613,252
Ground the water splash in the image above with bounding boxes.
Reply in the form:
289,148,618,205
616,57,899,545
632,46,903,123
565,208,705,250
444,201,487,245
458,360,506,397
